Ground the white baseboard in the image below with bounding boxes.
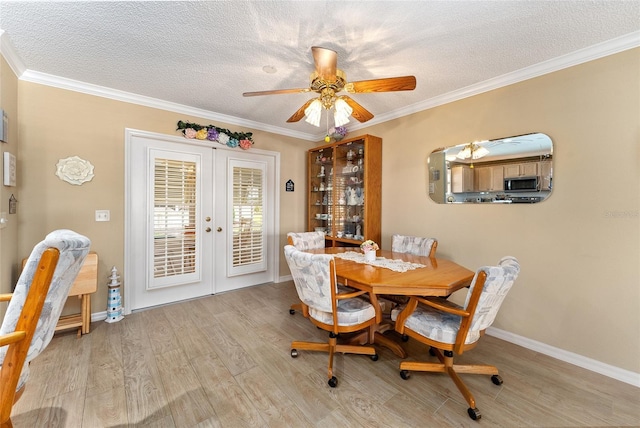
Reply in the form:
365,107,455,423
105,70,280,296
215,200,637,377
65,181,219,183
487,327,640,388
91,311,108,322
278,274,292,283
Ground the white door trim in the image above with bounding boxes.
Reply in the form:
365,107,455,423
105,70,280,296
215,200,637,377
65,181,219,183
124,128,280,314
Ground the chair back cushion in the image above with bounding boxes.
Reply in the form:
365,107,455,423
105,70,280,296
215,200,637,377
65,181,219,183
391,234,436,256
0,229,90,391
287,232,325,250
284,245,335,313
464,256,521,334
403,256,520,346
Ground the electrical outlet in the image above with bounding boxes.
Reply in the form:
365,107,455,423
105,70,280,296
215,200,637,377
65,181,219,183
95,210,110,222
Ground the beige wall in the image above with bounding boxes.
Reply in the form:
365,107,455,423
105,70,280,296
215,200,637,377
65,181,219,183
15,84,308,319
355,48,640,373
0,55,19,311
6,48,639,374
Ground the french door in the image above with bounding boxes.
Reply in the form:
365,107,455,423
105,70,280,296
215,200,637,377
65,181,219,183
125,129,278,312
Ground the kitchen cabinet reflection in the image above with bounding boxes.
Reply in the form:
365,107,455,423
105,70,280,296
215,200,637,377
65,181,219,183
428,133,553,204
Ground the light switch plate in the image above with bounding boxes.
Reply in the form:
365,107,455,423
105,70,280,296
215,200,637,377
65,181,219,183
95,210,110,222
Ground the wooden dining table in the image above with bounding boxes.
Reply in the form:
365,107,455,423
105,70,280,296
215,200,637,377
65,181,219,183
307,247,475,358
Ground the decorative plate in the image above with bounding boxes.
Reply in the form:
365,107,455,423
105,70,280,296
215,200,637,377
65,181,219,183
55,156,95,185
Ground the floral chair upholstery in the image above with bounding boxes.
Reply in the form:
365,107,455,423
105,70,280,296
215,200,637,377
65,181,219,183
286,231,326,315
286,231,326,251
284,245,380,387
394,256,520,420
391,234,438,257
0,229,90,424
386,234,439,312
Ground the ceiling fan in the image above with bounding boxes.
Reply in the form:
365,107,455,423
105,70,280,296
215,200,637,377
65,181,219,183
242,46,416,127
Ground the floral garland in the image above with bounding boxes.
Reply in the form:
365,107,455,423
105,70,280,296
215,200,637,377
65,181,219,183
324,126,348,143
176,120,254,150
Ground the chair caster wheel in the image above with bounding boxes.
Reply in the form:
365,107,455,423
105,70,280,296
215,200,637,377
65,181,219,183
328,376,338,388
400,370,410,380
290,349,298,358
401,334,409,342
429,347,437,356
370,354,379,361
467,407,481,420
491,374,503,385
289,309,295,315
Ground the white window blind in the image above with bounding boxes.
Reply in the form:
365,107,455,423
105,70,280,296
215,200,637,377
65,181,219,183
153,158,197,278
232,166,264,267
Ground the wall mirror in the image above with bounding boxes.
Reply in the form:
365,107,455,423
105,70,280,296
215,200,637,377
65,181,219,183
428,132,553,204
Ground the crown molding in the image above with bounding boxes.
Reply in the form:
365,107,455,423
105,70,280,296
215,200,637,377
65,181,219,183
0,30,26,77
3,30,639,141
18,69,316,141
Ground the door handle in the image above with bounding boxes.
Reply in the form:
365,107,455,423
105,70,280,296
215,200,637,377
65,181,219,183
217,227,222,232
205,227,212,232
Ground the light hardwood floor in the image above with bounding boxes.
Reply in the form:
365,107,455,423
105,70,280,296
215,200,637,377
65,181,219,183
11,281,640,427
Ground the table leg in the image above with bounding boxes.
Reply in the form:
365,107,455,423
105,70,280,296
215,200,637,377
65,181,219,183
81,294,91,335
374,331,407,359
346,325,407,358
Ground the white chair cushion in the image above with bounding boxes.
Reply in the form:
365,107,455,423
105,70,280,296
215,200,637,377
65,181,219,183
309,297,376,327
287,232,325,250
391,234,436,256
404,303,481,345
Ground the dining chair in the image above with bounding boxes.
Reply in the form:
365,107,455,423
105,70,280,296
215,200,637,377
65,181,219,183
0,229,90,428
284,245,380,388
394,256,520,421
286,232,326,315
391,234,438,257
386,234,439,312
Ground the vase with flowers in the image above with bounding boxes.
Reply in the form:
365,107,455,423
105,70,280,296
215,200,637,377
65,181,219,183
360,239,379,262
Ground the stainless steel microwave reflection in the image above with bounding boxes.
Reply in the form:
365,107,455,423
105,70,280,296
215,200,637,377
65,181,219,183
427,133,553,204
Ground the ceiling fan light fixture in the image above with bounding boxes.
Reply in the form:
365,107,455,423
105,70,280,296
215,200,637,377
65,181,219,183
304,99,323,126
473,146,489,159
456,146,472,160
456,142,489,160
333,98,353,126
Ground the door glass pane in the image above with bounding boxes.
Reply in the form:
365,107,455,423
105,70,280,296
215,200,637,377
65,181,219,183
232,166,263,266
153,158,196,278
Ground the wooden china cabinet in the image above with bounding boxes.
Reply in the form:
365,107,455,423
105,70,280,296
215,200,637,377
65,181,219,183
308,134,382,247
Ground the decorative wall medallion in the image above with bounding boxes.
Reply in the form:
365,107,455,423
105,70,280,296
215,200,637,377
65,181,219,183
56,156,95,185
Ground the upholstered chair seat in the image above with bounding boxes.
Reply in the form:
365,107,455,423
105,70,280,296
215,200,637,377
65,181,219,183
309,297,377,327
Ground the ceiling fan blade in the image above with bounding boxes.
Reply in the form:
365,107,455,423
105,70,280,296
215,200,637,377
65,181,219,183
346,76,416,93
243,87,310,97
340,96,374,123
286,99,316,123
312,46,337,82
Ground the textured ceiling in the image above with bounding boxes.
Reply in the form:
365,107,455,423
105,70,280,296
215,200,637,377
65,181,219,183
1,1,639,141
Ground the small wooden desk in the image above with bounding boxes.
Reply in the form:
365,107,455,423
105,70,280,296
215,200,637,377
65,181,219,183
22,252,98,337
308,247,475,357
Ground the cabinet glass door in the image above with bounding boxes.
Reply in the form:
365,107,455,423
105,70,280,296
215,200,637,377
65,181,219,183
309,147,334,237
334,141,365,241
